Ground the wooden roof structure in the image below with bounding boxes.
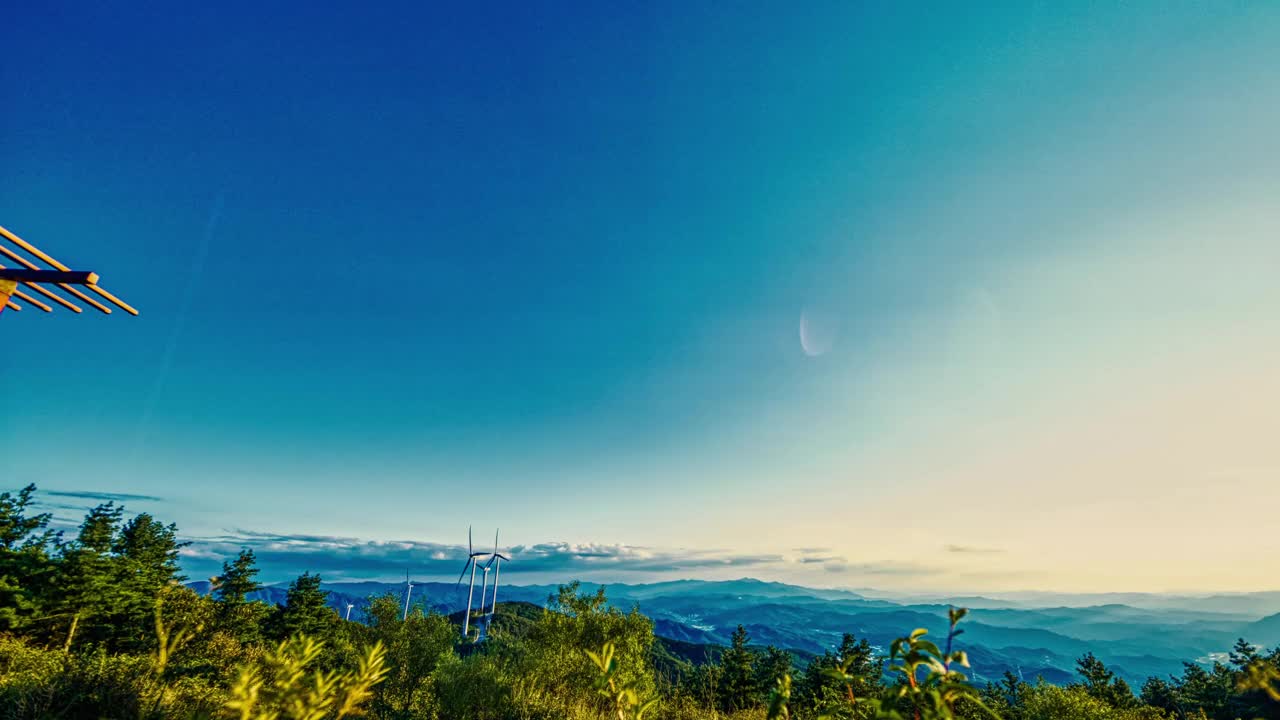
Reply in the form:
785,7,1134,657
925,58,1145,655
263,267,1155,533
0,224,137,316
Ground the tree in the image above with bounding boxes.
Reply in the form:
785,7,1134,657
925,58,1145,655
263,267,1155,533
518,582,658,715
755,645,794,706
0,485,58,632
1230,638,1261,669
1176,660,1236,720
796,632,881,719
1075,652,1136,709
981,671,1031,720
363,593,456,718
278,572,337,639
214,549,268,644
718,624,758,712
56,503,126,650
112,512,186,651
1022,682,1162,720
1139,676,1179,715
215,549,262,605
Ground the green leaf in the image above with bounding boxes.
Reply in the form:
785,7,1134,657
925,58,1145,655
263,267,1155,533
915,640,942,658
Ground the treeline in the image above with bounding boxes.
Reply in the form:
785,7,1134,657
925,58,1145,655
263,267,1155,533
1,484,1277,720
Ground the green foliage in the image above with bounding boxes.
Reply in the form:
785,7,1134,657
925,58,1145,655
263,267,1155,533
799,633,882,719
589,641,659,720
768,673,793,720
720,625,760,711
215,549,269,645
1074,653,1137,709
57,502,127,650
361,593,456,718
1019,683,1164,720
115,513,188,652
835,607,994,720
1240,659,1280,702
226,634,388,720
276,572,339,640
0,484,58,633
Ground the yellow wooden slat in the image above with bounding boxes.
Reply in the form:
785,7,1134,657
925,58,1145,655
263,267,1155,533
11,289,52,312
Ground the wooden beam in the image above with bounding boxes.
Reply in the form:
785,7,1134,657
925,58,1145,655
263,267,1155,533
0,264,83,313
0,224,133,314
0,244,112,314
0,268,99,284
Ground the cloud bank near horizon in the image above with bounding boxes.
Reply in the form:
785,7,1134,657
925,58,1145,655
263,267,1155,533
177,529,945,586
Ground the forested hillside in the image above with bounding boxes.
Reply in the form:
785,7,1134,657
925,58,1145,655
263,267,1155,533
2,485,1278,719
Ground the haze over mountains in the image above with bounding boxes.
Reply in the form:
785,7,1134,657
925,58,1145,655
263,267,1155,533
187,577,1280,687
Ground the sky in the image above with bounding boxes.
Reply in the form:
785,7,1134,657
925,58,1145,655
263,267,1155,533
2,2,1279,593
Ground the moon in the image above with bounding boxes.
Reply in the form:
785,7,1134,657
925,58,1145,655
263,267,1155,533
799,308,837,357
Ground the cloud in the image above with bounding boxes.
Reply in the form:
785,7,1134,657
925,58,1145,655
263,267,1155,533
175,529,949,586
45,490,164,503
944,544,1004,554
819,560,942,577
32,501,102,513
178,530,787,583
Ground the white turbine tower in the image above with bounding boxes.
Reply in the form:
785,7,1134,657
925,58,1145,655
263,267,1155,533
485,529,510,616
473,530,510,643
402,571,415,621
478,560,492,619
455,526,491,638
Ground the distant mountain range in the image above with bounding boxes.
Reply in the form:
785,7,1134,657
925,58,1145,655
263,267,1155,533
186,577,1280,686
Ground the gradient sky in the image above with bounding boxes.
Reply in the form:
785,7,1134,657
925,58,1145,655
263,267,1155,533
3,2,1278,593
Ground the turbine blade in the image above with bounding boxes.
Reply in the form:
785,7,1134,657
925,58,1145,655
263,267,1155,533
469,525,473,555
494,528,499,556
456,559,472,586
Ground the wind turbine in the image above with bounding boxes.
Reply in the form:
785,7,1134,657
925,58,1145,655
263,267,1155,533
345,603,355,621
485,529,510,616
455,526,491,637
402,571,415,621
473,530,510,642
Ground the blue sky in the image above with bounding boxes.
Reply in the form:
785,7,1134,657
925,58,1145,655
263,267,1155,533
3,3,1279,591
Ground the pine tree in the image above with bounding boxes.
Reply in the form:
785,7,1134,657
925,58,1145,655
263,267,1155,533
796,632,880,719
214,549,267,643
719,624,758,711
279,572,336,639
755,645,794,705
1075,653,1136,708
112,512,187,651
57,503,126,650
1231,638,1261,669
981,670,1031,720
0,485,58,632
215,549,263,606
1140,676,1180,715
